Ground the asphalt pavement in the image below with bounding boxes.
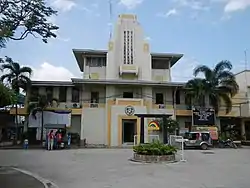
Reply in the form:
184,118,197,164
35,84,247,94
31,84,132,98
1,148,250,188
0,167,45,188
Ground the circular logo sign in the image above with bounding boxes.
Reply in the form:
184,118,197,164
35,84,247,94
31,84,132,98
125,106,135,116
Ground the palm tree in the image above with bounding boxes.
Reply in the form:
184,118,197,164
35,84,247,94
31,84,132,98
0,57,32,142
0,82,16,107
185,60,239,114
27,95,58,143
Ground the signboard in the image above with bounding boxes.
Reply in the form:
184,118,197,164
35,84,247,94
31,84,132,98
125,106,135,116
148,121,160,131
192,108,215,126
195,126,218,140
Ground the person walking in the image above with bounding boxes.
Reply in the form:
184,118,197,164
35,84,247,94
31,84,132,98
67,133,71,148
47,130,54,150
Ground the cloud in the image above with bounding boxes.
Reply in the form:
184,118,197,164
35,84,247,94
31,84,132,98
171,57,201,82
173,0,210,11
144,36,151,41
157,9,178,18
31,62,76,81
119,0,144,9
51,0,76,12
224,0,250,12
166,9,178,17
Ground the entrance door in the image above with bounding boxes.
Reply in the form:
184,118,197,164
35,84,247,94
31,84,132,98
122,120,137,144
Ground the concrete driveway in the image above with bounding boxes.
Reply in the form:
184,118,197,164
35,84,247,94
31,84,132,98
0,148,249,188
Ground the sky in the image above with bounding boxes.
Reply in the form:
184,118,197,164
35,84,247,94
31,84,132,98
1,0,250,82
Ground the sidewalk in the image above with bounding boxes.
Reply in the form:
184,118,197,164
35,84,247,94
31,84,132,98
0,167,45,188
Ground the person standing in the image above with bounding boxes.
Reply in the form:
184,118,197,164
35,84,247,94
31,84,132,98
67,133,71,148
47,130,54,150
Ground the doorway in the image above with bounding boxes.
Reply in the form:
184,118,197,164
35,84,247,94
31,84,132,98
122,119,137,144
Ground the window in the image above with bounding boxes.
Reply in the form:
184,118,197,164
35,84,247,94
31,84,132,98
91,92,99,103
152,60,169,69
175,90,180,104
46,87,53,102
72,87,79,102
123,92,133,98
155,93,164,104
59,87,67,102
185,122,192,132
30,87,39,101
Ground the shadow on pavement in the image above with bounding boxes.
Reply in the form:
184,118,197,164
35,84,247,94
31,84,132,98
0,167,45,188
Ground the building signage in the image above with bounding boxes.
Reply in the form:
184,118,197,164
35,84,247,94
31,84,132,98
125,106,135,116
148,121,160,131
195,126,218,140
192,108,215,126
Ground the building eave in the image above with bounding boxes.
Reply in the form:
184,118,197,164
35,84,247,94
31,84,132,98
31,80,74,87
72,49,108,72
72,49,184,71
71,78,185,87
151,53,183,67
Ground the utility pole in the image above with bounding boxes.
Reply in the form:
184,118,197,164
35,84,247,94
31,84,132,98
244,50,248,100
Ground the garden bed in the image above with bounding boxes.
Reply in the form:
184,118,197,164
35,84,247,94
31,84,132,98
132,141,177,163
133,153,175,163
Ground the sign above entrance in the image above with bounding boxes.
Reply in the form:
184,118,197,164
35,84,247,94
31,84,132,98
148,121,160,131
125,106,135,116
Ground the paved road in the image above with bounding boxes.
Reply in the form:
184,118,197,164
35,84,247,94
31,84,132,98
0,148,250,188
0,167,44,188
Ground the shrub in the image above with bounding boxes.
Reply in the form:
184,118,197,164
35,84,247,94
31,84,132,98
133,141,177,155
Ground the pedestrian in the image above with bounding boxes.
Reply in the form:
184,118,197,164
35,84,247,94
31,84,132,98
23,138,29,150
67,133,71,148
47,130,54,150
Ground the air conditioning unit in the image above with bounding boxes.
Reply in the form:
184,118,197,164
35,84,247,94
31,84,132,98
90,103,99,108
72,103,81,108
158,104,165,109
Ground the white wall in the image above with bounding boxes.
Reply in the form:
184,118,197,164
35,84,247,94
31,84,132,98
83,67,106,79
235,71,250,93
106,15,151,81
81,108,106,145
69,115,81,134
151,69,170,81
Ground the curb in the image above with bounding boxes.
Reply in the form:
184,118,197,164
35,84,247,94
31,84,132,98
12,167,59,188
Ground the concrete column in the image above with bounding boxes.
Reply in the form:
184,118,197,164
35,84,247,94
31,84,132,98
66,87,72,106
241,119,246,140
140,117,144,144
39,87,46,95
53,87,59,99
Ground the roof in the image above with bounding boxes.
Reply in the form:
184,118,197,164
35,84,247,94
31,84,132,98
234,69,250,76
30,79,186,87
72,49,183,72
71,78,185,87
31,80,74,87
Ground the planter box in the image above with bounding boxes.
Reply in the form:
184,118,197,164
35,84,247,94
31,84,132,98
133,153,175,163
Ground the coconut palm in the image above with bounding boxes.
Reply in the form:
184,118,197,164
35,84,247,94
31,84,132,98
185,60,239,114
0,57,32,142
0,82,16,107
27,95,58,143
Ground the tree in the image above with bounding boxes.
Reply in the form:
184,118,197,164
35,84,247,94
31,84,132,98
27,95,58,143
0,0,59,48
0,82,16,107
185,60,239,114
155,118,179,143
1,57,32,142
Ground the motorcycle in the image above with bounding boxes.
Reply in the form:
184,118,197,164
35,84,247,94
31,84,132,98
218,139,237,149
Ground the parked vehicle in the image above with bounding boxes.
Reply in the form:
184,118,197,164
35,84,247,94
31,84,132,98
218,139,237,149
183,131,213,150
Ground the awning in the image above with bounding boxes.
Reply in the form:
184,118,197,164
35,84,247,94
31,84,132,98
44,124,66,129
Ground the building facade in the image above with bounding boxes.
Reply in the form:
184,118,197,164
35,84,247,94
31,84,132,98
10,14,249,146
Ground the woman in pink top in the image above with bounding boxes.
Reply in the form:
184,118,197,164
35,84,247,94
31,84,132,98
47,130,54,150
